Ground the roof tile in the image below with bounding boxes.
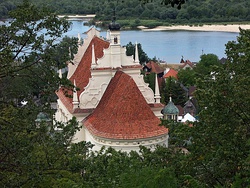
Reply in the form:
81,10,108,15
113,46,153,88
83,71,168,139
56,36,110,113
163,69,178,79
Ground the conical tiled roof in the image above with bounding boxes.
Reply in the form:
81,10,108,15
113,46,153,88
83,70,168,139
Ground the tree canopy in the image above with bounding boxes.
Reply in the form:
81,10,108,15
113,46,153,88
1,0,250,25
125,41,150,64
0,1,89,187
186,28,250,187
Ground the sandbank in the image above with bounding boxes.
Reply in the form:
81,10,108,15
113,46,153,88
138,24,250,33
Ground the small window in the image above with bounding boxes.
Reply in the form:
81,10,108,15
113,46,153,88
114,37,118,44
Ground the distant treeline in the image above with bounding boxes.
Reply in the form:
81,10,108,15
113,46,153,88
1,0,250,25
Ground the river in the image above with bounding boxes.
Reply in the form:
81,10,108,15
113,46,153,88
65,20,239,63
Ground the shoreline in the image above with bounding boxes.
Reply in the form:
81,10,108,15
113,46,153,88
138,24,250,33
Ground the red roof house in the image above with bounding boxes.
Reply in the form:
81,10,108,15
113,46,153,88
163,69,178,79
180,60,194,69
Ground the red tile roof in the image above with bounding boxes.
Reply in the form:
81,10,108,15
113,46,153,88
145,61,164,74
180,60,194,69
163,69,178,79
83,71,168,139
56,36,110,113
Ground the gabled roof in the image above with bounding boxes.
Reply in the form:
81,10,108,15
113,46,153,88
180,60,194,69
144,61,164,74
163,69,178,79
56,36,110,113
83,70,168,139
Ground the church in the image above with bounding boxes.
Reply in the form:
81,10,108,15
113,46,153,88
55,19,168,152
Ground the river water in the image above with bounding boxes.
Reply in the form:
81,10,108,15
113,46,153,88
66,20,239,63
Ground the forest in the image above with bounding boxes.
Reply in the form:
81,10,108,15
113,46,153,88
1,0,250,26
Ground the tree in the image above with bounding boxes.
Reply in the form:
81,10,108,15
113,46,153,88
177,67,196,87
194,53,221,78
185,29,250,187
161,77,187,106
140,0,186,9
0,1,90,186
125,41,149,64
81,146,183,187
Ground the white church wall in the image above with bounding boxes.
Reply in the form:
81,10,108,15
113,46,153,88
79,70,112,109
84,127,169,153
55,99,89,143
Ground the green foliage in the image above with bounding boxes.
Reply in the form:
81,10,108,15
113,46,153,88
188,29,250,187
2,0,250,25
161,76,187,106
144,72,156,92
194,53,221,78
0,1,89,187
0,0,78,104
125,41,149,64
178,67,196,87
0,102,92,187
80,146,186,187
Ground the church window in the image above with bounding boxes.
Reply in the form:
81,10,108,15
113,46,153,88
114,37,118,44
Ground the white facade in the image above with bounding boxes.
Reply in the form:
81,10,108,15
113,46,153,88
55,27,168,151
84,128,168,153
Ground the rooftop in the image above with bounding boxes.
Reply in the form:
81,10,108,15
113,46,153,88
83,71,168,139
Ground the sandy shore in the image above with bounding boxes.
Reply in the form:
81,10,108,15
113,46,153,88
138,24,250,33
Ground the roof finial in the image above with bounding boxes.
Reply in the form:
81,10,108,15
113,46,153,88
73,79,79,109
134,41,139,64
92,44,96,67
154,74,161,103
78,33,81,45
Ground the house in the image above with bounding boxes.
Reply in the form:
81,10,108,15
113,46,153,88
181,113,196,123
180,59,195,70
55,21,168,152
143,60,165,91
183,99,196,116
163,68,178,80
143,61,165,78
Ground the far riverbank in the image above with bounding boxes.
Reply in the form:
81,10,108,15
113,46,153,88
138,24,250,33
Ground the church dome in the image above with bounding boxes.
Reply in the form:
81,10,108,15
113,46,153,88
162,98,179,115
